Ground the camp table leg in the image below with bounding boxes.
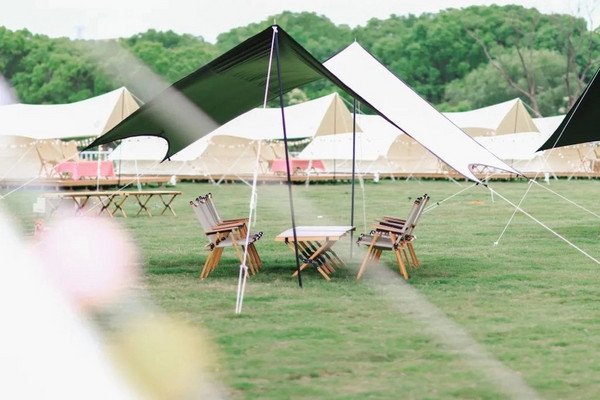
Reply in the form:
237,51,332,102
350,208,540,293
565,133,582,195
98,194,117,217
285,241,313,273
134,193,154,216
112,193,129,217
312,240,344,272
301,240,335,274
288,241,321,274
290,239,333,280
158,193,178,216
44,197,62,216
73,195,92,215
323,244,345,269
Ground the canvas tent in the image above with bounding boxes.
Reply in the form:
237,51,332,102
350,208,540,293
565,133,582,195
200,92,358,141
534,114,599,175
474,132,554,174
538,66,600,150
88,25,520,184
0,87,140,179
444,98,539,137
299,114,440,175
185,92,358,177
353,114,440,175
108,136,192,176
0,87,140,140
109,93,357,177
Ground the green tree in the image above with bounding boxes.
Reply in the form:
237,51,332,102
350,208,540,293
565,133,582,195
464,5,599,115
444,48,571,116
10,36,97,103
121,29,217,83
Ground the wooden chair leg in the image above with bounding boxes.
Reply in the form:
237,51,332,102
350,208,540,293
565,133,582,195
394,246,409,280
407,242,420,268
357,234,380,280
401,246,412,270
369,247,381,263
201,247,223,279
249,245,262,271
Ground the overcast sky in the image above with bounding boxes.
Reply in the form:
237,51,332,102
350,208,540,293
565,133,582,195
1,0,598,43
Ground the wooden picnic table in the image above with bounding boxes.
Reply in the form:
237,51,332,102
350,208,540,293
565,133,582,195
41,190,182,217
42,191,126,217
275,225,355,280
119,190,182,217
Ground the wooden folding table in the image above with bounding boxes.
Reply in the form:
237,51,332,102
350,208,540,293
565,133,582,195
275,225,355,280
120,190,182,216
42,191,126,217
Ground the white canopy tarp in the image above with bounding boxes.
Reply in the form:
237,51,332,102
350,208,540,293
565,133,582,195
0,87,140,140
444,98,539,137
323,42,521,183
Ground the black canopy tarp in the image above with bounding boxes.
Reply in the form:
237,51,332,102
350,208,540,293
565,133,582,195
86,25,370,159
538,67,600,151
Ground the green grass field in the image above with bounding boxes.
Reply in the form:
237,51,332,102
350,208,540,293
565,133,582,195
2,178,599,399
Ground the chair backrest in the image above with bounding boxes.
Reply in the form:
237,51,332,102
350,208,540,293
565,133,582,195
61,140,81,162
203,192,222,224
35,141,64,164
379,196,422,246
397,196,422,236
190,195,218,232
404,194,430,238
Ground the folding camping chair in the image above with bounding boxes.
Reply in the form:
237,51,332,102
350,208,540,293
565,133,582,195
190,193,263,279
35,141,65,178
60,140,82,162
378,194,429,269
356,194,429,280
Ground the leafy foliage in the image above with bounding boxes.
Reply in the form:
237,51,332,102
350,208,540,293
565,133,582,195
0,5,597,115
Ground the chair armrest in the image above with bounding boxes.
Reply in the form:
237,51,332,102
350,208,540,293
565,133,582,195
205,221,246,234
371,223,404,233
381,216,406,223
375,219,406,228
221,217,249,223
205,226,235,235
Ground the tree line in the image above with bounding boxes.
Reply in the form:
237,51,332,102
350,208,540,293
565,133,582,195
1,4,598,117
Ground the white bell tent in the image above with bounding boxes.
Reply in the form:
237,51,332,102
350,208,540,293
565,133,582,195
0,87,140,180
444,98,539,137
